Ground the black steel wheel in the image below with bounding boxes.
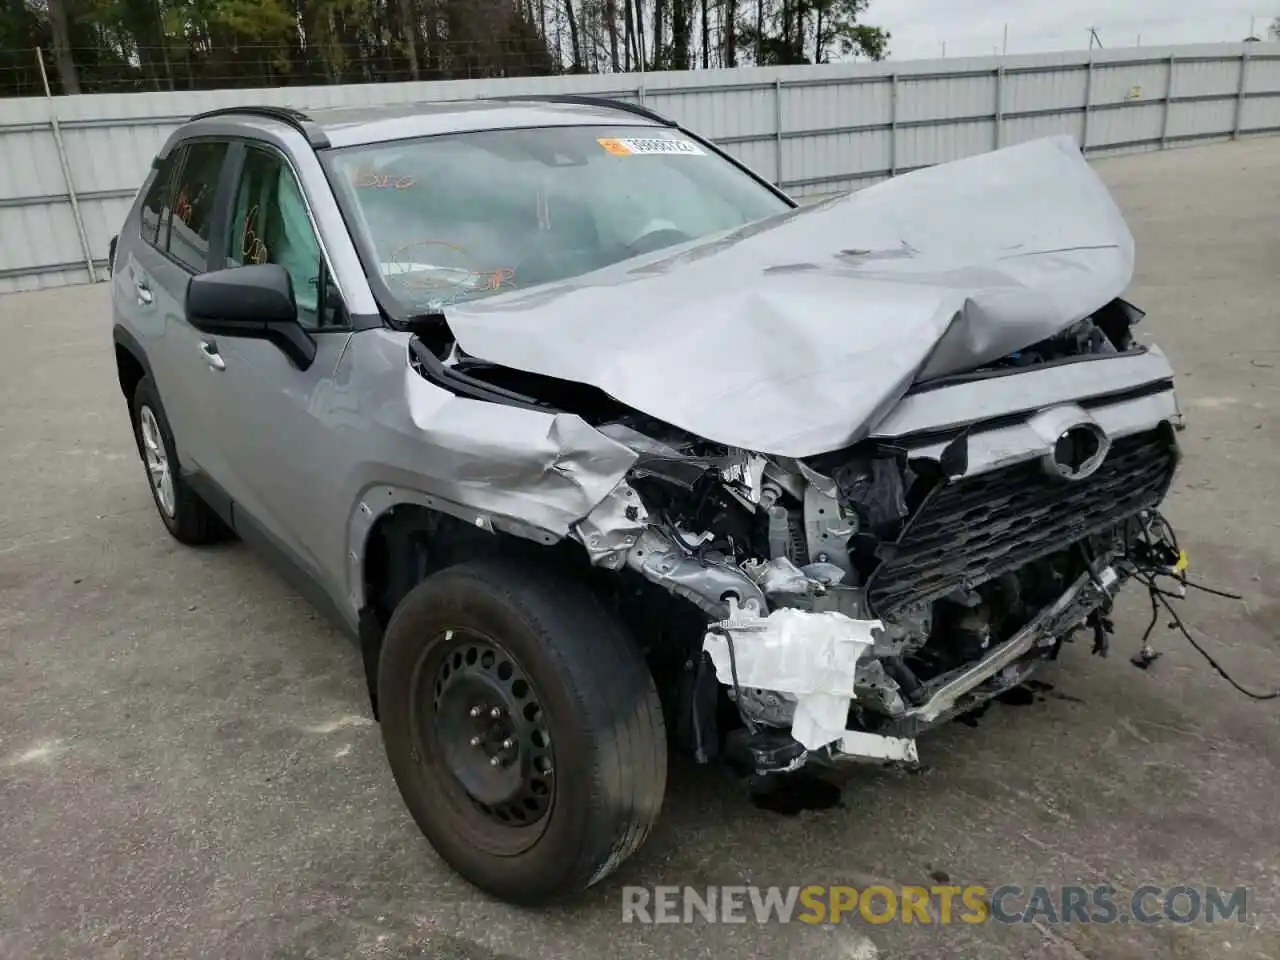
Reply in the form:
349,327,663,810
377,559,667,904
417,631,555,851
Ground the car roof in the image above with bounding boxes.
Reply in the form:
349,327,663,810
181,97,672,150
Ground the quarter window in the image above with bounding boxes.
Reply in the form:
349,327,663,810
139,155,176,247
166,142,229,272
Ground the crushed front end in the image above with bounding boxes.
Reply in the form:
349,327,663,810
572,303,1184,775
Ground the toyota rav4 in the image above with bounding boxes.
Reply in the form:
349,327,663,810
109,97,1185,904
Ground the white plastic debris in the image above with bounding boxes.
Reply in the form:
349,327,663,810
703,602,881,750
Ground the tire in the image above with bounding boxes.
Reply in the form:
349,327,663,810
378,559,667,905
130,375,226,545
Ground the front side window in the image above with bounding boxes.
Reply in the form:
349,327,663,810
166,141,229,272
324,125,789,315
226,146,323,326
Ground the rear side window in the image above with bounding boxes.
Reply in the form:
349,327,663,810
139,156,176,247
166,141,229,272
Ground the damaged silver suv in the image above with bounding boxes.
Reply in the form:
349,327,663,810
110,97,1184,904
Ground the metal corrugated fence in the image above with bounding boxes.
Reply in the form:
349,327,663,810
1,42,1276,294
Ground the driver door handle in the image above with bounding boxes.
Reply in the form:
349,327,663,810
135,281,152,305
199,338,226,371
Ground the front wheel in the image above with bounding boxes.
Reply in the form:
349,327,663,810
377,559,667,904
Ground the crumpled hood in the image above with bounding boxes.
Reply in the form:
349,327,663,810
446,135,1135,458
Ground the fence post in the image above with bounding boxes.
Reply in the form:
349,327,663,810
889,72,898,176
993,64,1004,149
773,77,783,187
1233,47,1250,139
1159,55,1175,149
36,47,97,283
1081,54,1094,154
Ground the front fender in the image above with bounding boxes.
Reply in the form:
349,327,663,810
333,329,641,615
344,483,568,614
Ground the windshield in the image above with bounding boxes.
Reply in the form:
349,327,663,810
325,125,791,314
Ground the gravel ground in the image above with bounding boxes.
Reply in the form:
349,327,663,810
1,138,1279,960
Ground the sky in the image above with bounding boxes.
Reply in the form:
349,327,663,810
874,0,1274,61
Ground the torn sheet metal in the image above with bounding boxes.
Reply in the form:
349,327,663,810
572,480,648,568
397,342,638,533
444,136,1134,458
340,331,639,613
703,603,882,750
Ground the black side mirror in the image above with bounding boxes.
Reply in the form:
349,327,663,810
186,264,315,369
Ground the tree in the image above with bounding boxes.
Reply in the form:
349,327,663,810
722,0,737,65
0,0,889,96
2,0,43,95
397,0,421,80
557,0,581,71
737,0,887,65
45,0,81,93
604,0,619,70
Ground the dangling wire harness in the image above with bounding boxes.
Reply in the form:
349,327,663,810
1126,510,1280,701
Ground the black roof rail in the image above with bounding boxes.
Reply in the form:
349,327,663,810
187,105,331,148
487,94,674,126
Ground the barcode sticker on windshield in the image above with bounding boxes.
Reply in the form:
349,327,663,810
598,137,705,156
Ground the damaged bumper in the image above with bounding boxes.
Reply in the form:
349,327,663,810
703,602,882,754
896,565,1119,726
562,360,1179,773
703,565,1120,769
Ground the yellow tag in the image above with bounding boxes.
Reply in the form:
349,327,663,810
597,137,632,156
1174,550,1189,573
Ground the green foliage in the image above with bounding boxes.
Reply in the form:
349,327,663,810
2,0,888,96
737,0,887,65
211,0,297,39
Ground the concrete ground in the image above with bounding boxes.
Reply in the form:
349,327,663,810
2,139,1279,960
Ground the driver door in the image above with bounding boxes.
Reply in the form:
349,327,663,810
196,143,353,607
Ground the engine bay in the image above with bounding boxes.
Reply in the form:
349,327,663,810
562,296,1182,770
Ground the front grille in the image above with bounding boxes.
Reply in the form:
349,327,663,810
865,428,1178,616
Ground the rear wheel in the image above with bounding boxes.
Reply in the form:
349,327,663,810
130,376,226,545
377,559,667,904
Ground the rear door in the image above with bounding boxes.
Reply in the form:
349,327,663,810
125,140,235,476
114,152,177,380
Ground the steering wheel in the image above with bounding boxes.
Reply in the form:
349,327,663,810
385,239,514,300
624,227,695,257
386,239,472,290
